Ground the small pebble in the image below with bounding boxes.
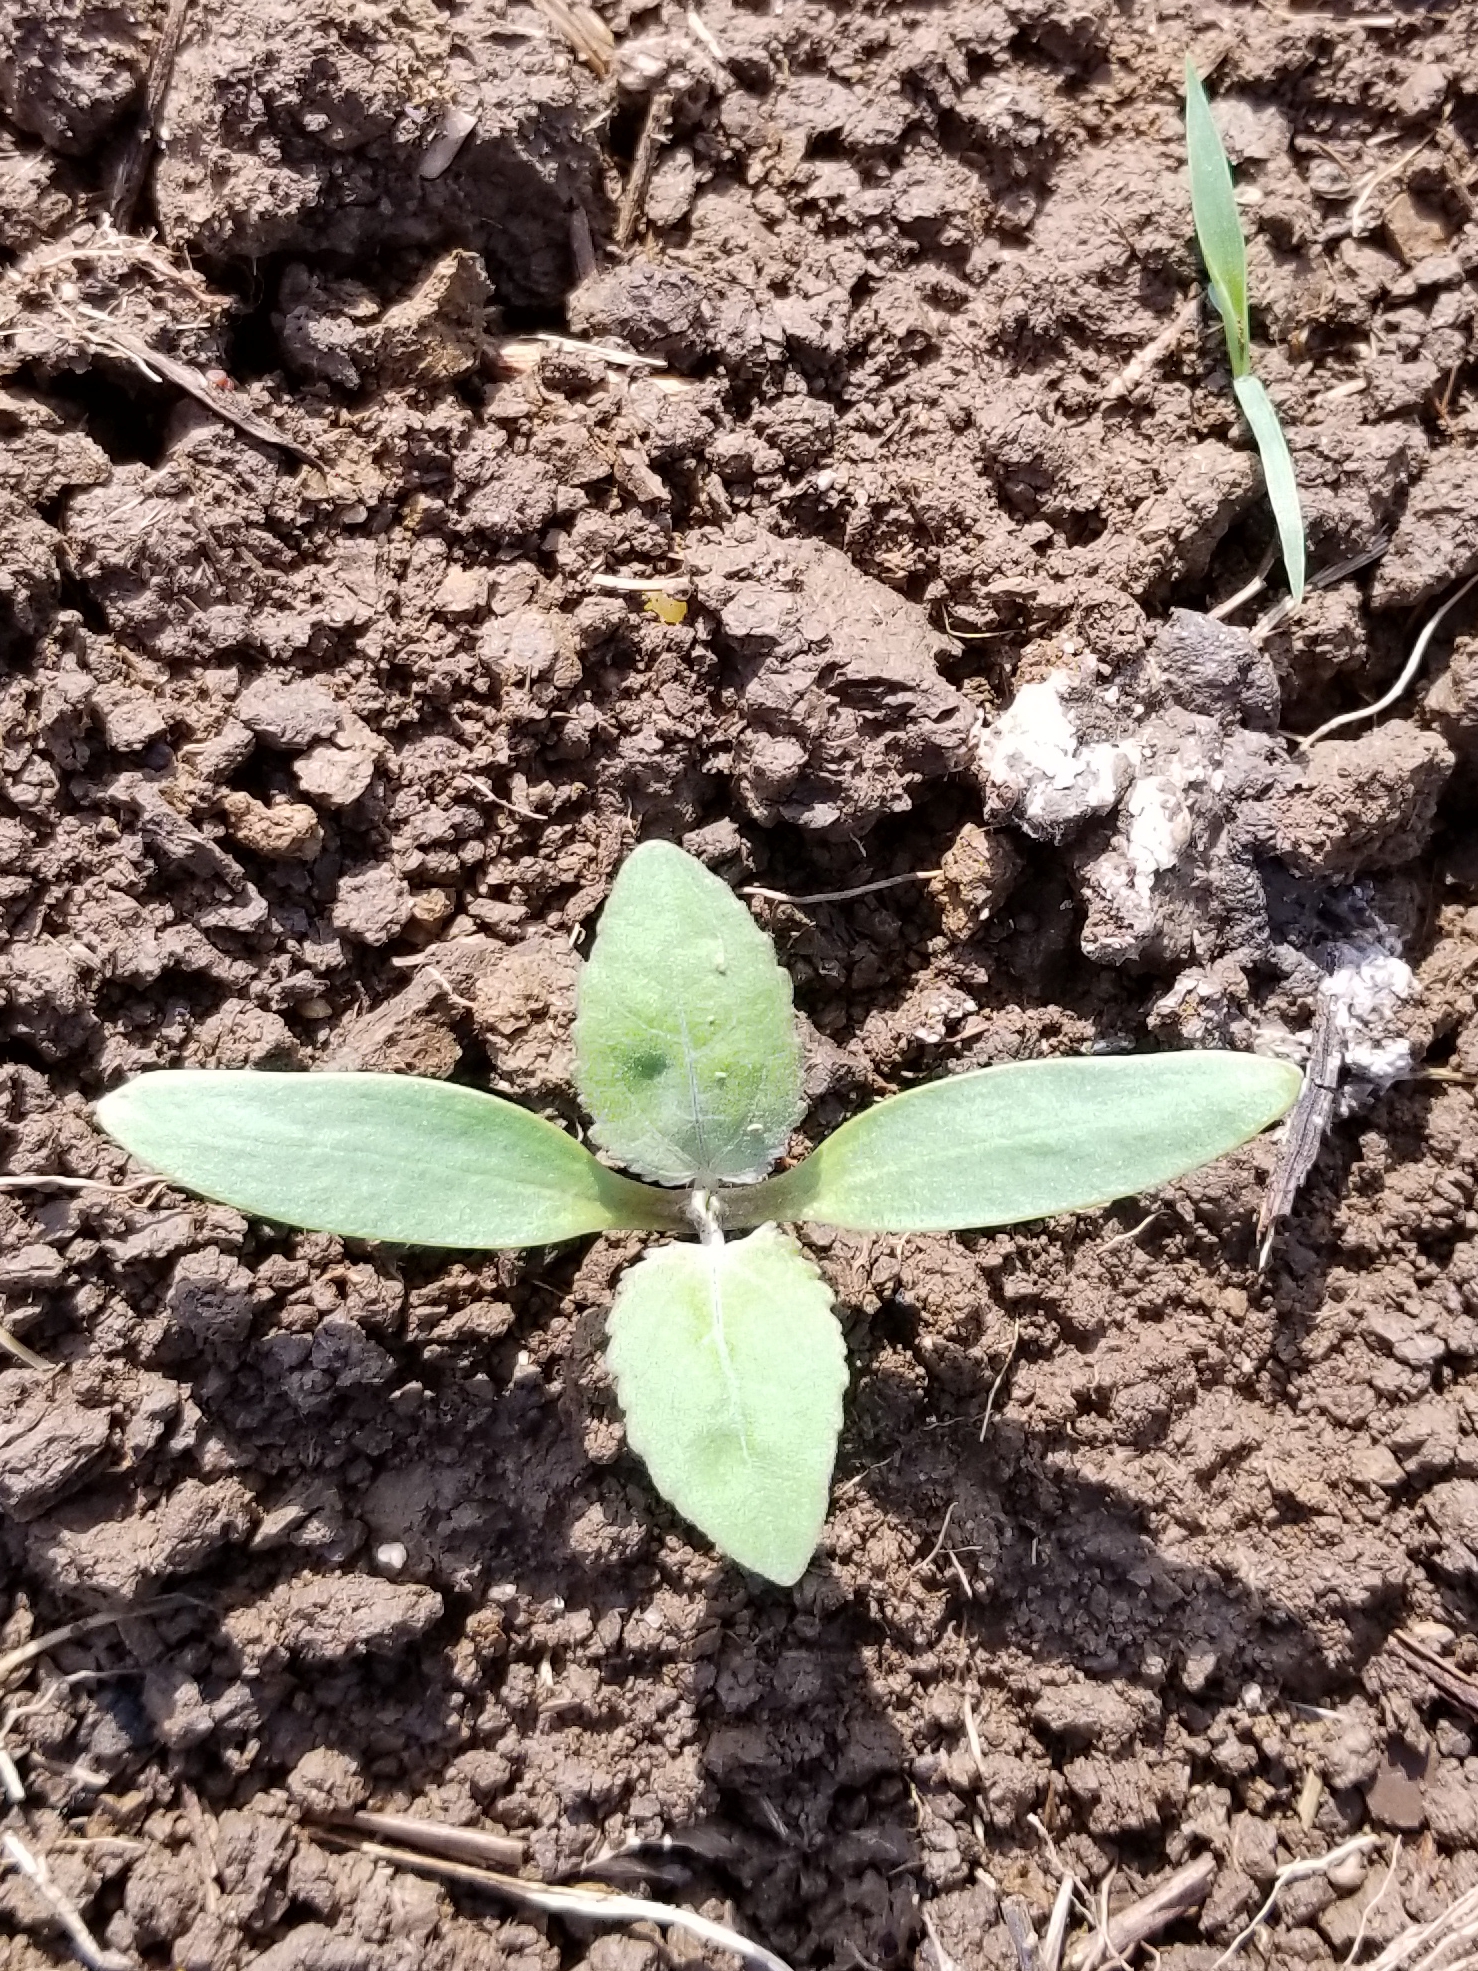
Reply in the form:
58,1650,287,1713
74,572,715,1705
375,1541,408,1573
1327,1851,1367,1895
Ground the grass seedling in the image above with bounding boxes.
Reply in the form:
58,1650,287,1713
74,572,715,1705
1185,56,1306,604
97,843,1300,1585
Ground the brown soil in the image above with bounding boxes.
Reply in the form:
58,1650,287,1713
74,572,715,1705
3,2,1478,1968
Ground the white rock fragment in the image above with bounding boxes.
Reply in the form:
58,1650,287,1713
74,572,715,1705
975,670,1134,843
419,104,478,180
1323,943,1419,1092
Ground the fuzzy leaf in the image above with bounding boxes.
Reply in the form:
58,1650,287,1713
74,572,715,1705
734,1052,1301,1233
574,841,804,1187
1185,58,1251,377
1234,373,1307,604
95,1070,680,1248
607,1224,846,1585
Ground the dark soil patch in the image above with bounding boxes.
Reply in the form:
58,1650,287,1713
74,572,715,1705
3,2,1478,1968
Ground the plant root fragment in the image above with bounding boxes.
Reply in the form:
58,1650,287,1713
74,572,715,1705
2,1832,132,1971
1297,568,1478,749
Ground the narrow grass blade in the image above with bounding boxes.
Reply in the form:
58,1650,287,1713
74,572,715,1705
96,1070,681,1248
1185,58,1251,377
734,1052,1301,1234
606,1224,847,1585
574,841,804,1187
1234,373,1306,603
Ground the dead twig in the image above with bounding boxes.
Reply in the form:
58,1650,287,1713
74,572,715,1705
616,87,674,249
3,227,211,308
509,332,668,372
686,9,728,66
1390,1630,1478,1721
326,1810,524,1871
1209,1835,1381,1968
454,774,547,824
179,1781,221,1912
1070,1853,1218,1971
1297,567,1478,749
2,1831,131,1971
109,0,192,228
27,1751,112,1790
743,871,940,908
1256,994,1341,1271
312,1828,795,1971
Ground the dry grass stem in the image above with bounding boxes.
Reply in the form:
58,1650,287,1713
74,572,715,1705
587,573,692,594
1208,545,1278,620
314,1828,795,1971
530,0,613,76
1001,1894,1041,1970
914,1502,957,1576
0,1172,163,1196
1349,132,1439,236
1367,1881,1478,1970
66,307,323,465
0,1327,53,1371
617,87,675,248
110,0,193,226
1041,1874,1075,1971
1256,989,1341,1270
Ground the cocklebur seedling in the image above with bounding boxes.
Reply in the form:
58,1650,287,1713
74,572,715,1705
97,841,1300,1585
1185,56,1306,604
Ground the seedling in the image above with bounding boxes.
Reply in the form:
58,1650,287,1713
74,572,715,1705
1185,57,1306,604
97,843,1300,1585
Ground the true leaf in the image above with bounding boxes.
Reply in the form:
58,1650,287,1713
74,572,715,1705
574,841,804,1187
734,1052,1301,1233
1185,57,1251,377
1233,373,1307,604
606,1224,847,1585
95,1070,680,1248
